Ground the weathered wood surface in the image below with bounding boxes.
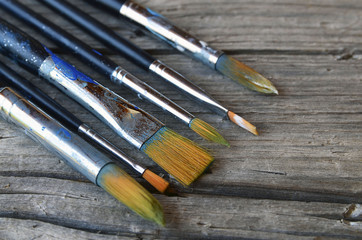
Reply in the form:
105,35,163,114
0,0,361,239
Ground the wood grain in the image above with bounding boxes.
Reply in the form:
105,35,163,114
0,0,361,239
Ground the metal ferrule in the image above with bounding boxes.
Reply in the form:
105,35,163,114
0,87,111,184
111,66,194,124
149,60,228,116
78,123,146,174
120,1,224,69
39,55,163,149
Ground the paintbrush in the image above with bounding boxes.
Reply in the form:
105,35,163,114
0,86,164,225
0,18,213,186
90,0,278,95
37,0,257,136
0,0,229,145
0,61,169,193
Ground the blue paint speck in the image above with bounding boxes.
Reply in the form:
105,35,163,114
43,46,98,85
56,128,72,141
92,49,102,56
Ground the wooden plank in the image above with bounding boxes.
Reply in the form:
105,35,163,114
0,0,361,239
14,0,362,52
0,176,361,239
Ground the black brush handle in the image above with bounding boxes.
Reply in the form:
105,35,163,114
0,0,118,78
94,0,127,12
0,18,48,75
0,61,83,132
40,0,155,70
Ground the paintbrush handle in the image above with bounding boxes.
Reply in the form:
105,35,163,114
94,0,223,68
0,0,117,77
0,18,163,149
2,0,194,125
39,0,229,117
0,61,83,132
0,61,147,174
39,0,155,70
0,87,111,184
94,0,127,11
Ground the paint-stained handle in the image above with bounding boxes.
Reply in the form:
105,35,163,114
38,48,163,149
0,1,117,77
0,87,111,184
0,18,48,74
0,18,163,149
0,60,83,132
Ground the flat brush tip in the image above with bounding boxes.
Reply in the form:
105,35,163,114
227,111,258,136
141,127,214,186
190,118,230,147
216,54,278,94
142,169,170,193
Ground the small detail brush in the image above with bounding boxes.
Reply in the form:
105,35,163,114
0,86,164,225
2,0,228,145
90,0,278,95
0,61,169,193
38,0,256,136
0,18,213,186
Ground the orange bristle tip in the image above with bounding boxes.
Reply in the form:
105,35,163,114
227,111,258,136
142,169,170,193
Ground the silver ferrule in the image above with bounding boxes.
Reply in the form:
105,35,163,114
39,55,163,149
120,1,223,69
111,66,194,124
149,60,228,116
0,87,111,184
78,123,146,174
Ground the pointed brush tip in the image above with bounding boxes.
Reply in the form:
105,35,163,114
216,54,278,95
190,118,230,147
227,111,258,136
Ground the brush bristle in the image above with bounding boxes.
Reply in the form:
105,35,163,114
141,127,214,186
97,164,165,226
216,54,278,94
189,118,230,146
142,169,170,193
227,111,258,136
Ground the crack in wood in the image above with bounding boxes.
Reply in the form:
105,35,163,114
0,136,15,140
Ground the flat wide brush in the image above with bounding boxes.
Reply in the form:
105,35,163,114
38,0,257,136
1,0,228,145
0,87,164,225
0,18,213,185
0,61,169,193
90,0,278,95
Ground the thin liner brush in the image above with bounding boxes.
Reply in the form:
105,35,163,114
1,0,228,145
0,18,213,186
91,0,278,95
39,0,256,136
0,87,164,225
0,61,169,193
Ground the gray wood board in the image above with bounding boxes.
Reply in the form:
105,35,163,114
0,0,361,239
